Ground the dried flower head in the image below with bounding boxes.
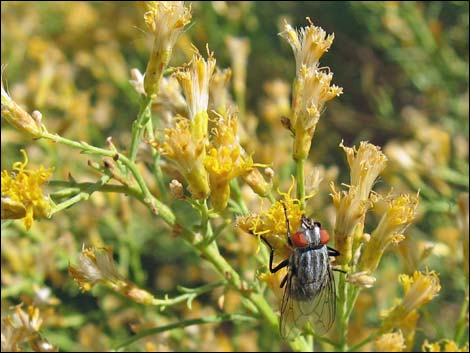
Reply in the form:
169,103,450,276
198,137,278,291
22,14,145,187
2,70,44,138
69,246,157,305
141,1,192,96
1,149,53,229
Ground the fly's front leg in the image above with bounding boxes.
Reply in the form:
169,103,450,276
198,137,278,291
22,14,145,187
261,236,289,273
281,201,292,247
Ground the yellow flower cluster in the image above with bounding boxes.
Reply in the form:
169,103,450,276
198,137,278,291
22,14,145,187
237,182,304,260
1,149,53,229
280,18,343,160
156,50,269,210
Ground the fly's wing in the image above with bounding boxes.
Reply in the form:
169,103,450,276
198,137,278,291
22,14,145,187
298,264,336,335
279,264,336,339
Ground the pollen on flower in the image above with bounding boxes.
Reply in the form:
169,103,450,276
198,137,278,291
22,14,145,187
1,149,53,229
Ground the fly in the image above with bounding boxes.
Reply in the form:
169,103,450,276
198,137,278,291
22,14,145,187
261,203,340,339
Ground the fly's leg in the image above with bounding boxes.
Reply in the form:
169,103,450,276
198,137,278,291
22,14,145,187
327,246,340,257
280,274,288,288
261,236,289,273
327,246,347,274
281,201,292,246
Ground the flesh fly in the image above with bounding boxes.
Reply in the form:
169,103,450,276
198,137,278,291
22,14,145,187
261,204,340,339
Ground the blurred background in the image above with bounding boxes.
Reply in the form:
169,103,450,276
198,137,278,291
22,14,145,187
1,2,468,351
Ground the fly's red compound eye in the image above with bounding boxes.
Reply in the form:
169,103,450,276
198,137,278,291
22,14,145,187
320,229,330,244
291,231,309,248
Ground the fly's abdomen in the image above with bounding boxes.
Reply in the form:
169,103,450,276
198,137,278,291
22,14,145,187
289,248,329,301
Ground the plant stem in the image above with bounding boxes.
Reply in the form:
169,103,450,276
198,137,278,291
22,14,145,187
454,294,469,344
296,158,305,208
129,95,153,162
114,314,256,351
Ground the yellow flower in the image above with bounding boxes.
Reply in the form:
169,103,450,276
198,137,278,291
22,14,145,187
381,270,441,332
204,112,253,211
280,19,342,160
359,193,419,274
241,167,273,198
375,331,406,352
279,17,335,72
290,66,343,160
157,118,210,199
1,149,53,229
140,1,192,96
341,141,388,200
175,49,216,139
2,71,44,138
237,182,303,261
331,141,387,266
422,339,469,352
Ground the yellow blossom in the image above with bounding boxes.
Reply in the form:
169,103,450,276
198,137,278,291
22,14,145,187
158,118,210,199
290,66,343,160
381,270,441,332
236,182,304,261
341,141,388,200
331,141,387,266
1,149,53,229
241,167,273,197
279,17,335,72
140,1,192,96
204,112,253,211
422,339,469,352
359,193,419,274
375,331,406,352
175,49,216,139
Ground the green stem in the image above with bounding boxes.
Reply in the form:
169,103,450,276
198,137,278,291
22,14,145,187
230,179,249,215
49,180,142,200
41,131,175,226
144,117,167,201
454,294,469,344
347,331,378,352
337,277,350,351
50,175,112,215
114,314,256,351
296,158,305,208
129,95,153,162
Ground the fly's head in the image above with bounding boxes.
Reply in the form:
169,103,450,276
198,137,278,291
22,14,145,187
290,215,330,249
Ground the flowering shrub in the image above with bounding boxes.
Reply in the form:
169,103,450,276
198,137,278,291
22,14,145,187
1,2,468,352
